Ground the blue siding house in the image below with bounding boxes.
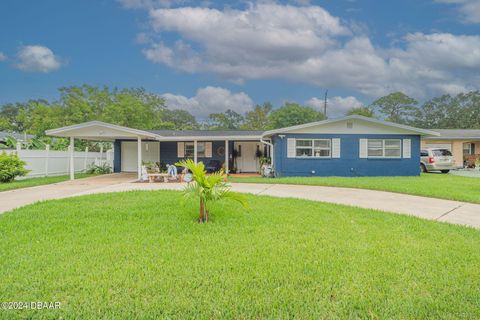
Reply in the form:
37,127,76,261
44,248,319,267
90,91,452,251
46,115,439,179
261,116,435,177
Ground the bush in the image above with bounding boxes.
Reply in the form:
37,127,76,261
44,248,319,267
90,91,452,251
0,152,30,183
86,162,112,174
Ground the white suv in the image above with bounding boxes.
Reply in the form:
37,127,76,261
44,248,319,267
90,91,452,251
420,148,454,173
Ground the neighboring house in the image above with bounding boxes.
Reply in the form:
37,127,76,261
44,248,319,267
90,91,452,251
421,129,480,167
0,131,34,146
46,115,438,179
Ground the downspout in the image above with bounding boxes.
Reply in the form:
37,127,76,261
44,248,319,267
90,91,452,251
260,135,274,173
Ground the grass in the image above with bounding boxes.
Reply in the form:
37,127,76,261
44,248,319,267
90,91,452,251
0,173,97,192
0,191,479,319
229,173,480,204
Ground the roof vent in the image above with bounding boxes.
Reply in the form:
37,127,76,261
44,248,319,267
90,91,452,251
346,122,353,129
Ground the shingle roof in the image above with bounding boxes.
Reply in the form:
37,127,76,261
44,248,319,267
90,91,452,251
431,129,480,139
146,129,265,137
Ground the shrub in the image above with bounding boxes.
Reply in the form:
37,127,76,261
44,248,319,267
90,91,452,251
86,162,112,174
0,152,30,183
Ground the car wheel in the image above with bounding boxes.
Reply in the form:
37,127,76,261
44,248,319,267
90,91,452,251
441,170,450,174
420,164,427,173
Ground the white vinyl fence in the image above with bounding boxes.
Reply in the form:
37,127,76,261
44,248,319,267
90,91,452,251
4,144,114,178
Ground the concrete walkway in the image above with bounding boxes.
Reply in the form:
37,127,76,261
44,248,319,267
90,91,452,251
1,174,479,229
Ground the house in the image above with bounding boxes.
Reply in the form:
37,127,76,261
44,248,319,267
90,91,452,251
45,115,438,179
0,131,34,146
421,129,480,167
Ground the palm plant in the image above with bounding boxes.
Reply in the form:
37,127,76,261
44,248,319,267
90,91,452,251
176,159,247,223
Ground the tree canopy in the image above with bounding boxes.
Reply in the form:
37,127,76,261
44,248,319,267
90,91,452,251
268,103,326,129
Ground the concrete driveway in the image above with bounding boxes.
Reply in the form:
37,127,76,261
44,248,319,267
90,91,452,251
1,174,479,229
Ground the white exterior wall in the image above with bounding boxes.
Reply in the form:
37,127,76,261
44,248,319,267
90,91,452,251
4,149,113,178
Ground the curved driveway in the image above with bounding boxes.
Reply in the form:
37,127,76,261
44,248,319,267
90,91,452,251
1,173,479,229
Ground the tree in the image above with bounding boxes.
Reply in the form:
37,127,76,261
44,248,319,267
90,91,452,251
162,109,198,130
412,91,480,129
176,159,247,223
242,102,273,130
208,109,244,129
269,103,325,129
370,92,417,124
346,106,376,118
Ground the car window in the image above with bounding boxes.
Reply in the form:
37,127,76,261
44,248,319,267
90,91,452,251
433,149,452,156
420,150,428,156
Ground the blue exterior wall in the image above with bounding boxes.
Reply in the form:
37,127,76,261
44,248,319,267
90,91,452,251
113,139,234,171
159,140,232,167
273,133,421,177
113,140,121,173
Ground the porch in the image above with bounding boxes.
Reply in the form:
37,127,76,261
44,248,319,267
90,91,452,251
46,121,271,181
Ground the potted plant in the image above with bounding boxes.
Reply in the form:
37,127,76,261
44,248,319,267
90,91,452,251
142,161,158,173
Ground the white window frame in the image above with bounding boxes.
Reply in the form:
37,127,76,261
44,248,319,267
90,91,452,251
185,142,206,158
295,139,331,158
367,139,401,159
463,143,474,155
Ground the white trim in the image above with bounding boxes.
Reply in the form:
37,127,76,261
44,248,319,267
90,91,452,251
262,115,439,137
332,138,341,158
177,142,185,158
46,121,160,140
402,139,411,159
287,138,295,158
205,142,212,158
359,139,368,158
155,135,262,141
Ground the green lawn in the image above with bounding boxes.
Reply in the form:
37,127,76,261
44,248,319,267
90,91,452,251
229,173,480,204
0,173,97,192
0,191,479,319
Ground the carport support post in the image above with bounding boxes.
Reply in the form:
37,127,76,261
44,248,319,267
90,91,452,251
225,139,229,174
69,137,74,180
137,136,142,181
194,140,198,164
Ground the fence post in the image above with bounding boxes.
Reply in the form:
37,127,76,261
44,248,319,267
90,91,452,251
84,147,89,171
100,145,104,161
45,144,50,177
16,142,21,153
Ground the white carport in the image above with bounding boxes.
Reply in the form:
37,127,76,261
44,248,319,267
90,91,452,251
45,121,159,180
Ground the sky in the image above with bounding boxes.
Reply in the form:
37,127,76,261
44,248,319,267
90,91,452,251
0,0,479,118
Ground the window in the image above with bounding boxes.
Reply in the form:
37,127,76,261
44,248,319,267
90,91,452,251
295,139,331,158
184,142,205,158
433,149,452,157
367,139,401,158
463,143,475,155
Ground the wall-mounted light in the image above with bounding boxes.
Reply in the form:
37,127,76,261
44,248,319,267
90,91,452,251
279,135,286,139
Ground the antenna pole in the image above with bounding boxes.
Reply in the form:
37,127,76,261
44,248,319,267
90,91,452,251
324,90,328,117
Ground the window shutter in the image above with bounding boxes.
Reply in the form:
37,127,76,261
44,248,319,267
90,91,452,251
177,142,184,158
331,138,341,158
402,139,411,158
359,139,368,158
205,142,212,158
287,138,296,158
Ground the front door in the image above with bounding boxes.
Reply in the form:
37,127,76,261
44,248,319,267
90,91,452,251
235,142,260,173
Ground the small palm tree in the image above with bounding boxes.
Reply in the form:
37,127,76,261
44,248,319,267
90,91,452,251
176,159,247,223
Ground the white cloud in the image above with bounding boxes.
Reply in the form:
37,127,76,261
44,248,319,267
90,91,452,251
16,45,63,72
0,52,7,61
138,3,480,99
162,86,254,118
436,0,480,23
306,96,363,117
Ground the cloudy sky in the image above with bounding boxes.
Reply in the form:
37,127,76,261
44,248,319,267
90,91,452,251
0,0,479,118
